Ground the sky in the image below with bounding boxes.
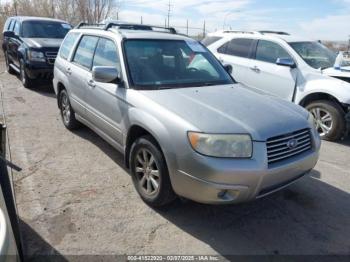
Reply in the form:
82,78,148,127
115,0,350,41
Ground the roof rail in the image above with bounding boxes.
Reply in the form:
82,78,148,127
75,21,177,34
75,21,105,29
222,30,255,34
104,22,177,34
258,30,290,35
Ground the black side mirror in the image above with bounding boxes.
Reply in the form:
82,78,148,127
3,31,15,38
223,64,233,74
276,57,296,68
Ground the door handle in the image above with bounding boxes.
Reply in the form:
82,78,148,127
87,79,96,88
250,66,261,73
66,68,72,75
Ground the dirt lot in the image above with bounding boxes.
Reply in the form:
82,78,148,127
0,61,350,259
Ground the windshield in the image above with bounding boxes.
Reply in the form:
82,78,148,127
22,21,71,38
289,41,337,69
124,39,233,89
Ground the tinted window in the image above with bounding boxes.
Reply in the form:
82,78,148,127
22,21,71,38
73,35,99,69
59,32,80,60
201,36,222,46
218,38,254,58
256,40,291,63
124,39,233,89
13,21,20,35
93,38,120,69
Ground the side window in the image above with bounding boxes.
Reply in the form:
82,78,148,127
92,38,120,70
255,40,291,64
73,35,99,69
13,21,20,36
217,41,229,54
218,38,254,58
59,32,80,60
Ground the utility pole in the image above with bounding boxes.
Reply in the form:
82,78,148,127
141,16,143,24
167,0,172,28
203,20,206,39
186,19,189,36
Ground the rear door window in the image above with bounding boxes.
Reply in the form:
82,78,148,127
59,32,80,60
73,35,99,69
218,38,254,58
255,40,291,63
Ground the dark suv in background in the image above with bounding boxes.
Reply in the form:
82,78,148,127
2,16,71,88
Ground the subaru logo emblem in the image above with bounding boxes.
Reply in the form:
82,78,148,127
287,139,298,149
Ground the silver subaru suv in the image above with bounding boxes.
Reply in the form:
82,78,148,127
53,22,321,207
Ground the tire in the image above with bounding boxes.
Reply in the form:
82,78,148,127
58,89,80,130
129,135,176,207
4,52,16,75
20,59,35,89
306,100,345,141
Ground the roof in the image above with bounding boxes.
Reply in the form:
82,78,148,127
208,30,313,43
72,27,192,41
8,16,68,24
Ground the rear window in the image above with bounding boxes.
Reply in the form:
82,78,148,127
201,36,222,46
218,38,254,58
59,32,80,60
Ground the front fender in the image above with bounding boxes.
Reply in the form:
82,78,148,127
126,107,180,179
295,74,350,105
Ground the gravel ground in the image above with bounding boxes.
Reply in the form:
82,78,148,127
0,61,349,260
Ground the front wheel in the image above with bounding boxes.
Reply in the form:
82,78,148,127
4,52,16,75
129,136,176,207
20,60,34,89
306,100,345,141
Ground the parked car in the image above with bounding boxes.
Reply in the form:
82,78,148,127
2,16,72,88
53,23,320,207
204,31,350,141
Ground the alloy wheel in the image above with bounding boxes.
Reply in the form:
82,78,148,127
61,93,71,124
310,107,333,137
5,53,10,71
134,148,160,196
20,63,26,85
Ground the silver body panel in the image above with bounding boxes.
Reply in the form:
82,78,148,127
53,29,321,204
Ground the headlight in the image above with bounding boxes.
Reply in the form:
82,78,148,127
188,132,252,158
27,50,46,62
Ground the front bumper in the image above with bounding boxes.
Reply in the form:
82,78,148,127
24,62,54,81
171,135,320,204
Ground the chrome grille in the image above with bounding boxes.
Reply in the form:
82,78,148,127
45,51,58,65
267,129,312,165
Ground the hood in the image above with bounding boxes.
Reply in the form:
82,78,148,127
22,38,63,49
140,84,309,141
322,67,350,80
